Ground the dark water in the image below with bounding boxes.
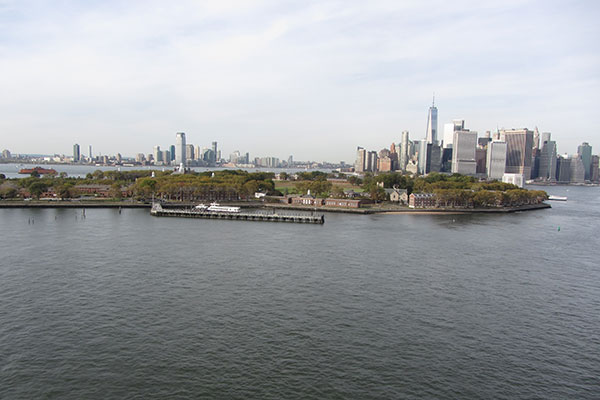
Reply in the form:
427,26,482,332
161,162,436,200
1,186,599,399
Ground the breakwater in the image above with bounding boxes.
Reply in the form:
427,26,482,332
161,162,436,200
150,203,324,224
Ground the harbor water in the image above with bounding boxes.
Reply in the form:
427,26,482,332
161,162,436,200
1,185,599,399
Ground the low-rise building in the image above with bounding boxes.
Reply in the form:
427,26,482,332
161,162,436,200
409,193,437,208
386,188,409,204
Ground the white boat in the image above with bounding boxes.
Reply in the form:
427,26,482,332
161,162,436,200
207,202,241,213
195,203,208,210
548,195,567,201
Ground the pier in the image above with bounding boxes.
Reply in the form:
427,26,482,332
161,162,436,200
150,203,324,224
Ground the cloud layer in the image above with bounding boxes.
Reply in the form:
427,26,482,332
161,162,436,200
1,0,599,160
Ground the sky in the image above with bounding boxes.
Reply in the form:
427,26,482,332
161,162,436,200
1,0,599,162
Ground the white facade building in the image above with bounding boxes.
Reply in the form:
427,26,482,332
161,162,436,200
175,132,186,167
451,130,477,175
486,141,507,180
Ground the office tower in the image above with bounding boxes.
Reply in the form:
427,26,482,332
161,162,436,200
355,147,366,172
186,144,194,161
418,140,428,174
425,97,438,144
1,149,11,159
577,142,592,180
533,127,540,150
539,133,557,180
153,146,162,163
476,148,487,175
162,150,170,165
442,119,464,149
451,130,477,175
175,132,186,166
367,151,378,172
73,144,80,162
569,155,585,183
194,145,201,160
89,145,93,159
169,145,176,161
486,141,507,180
288,155,293,167
212,142,218,160
400,131,409,171
501,129,534,179
591,155,599,182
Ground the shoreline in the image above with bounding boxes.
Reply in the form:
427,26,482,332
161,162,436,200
0,200,551,213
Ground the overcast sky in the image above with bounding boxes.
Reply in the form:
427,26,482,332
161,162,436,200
1,0,599,162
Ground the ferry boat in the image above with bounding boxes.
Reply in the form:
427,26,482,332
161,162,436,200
548,195,568,201
207,202,241,213
18,166,57,175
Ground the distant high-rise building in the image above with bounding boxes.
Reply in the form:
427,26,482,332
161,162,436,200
533,127,540,150
418,140,428,174
186,144,194,161
577,142,592,180
175,132,186,166
367,151,378,172
486,141,507,180
400,131,410,171
212,142,218,161
451,130,477,175
153,145,162,163
539,133,557,181
162,150,170,165
355,147,366,172
170,145,176,161
591,155,599,182
569,155,585,183
442,119,464,149
476,148,487,175
1,149,11,159
288,155,293,167
425,97,438,144
194,145,202,161
501,128,534,179
73,143,80,162
89,145,93,159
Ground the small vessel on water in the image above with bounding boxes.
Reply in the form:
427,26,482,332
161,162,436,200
195,202,241,213
548,195,568,201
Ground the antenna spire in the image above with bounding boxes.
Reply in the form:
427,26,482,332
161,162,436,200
432,92,435,107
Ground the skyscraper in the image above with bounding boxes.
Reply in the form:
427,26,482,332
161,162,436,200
400,131,410,171
577,142,592,180
170,145,176,161
153,145,162,163
442,119,464,148
501,129,534,179
451,130,477,175
73,143,80,162
425,97,438,144
89,145,93,160
486,141,507,180
175,132,186,166
186,144,194,161
539,133,557,181
212,142,218,162
355,147,366,172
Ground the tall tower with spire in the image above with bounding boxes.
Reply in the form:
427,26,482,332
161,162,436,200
426,95,438,144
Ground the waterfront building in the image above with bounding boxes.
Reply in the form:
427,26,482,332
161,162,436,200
409,193,436,208
539,133,557,181
387,188,408,204
175,132,186,166
88,145,92,160
502,173,525,188
162,150,170,165
556,156,571,183
169,145,176,161
1,149,11,159
425,97,438,144
135,153,145,163
194,145,202,161
451,130,477,175
501,128,534,179
73,143,80,162
153,146,162,163
591,155,599,182
577,142,592,180
486,141,507,180
569,155,585,183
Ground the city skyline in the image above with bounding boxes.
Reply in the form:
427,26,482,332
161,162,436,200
1,1,599,161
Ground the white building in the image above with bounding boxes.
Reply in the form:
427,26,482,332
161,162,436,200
486,141,507,180
502,173,524,188
442,119,464,149
451,130,477,175
425,98,438,144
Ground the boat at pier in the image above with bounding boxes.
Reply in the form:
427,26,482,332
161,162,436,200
548,195,568,201
206,202,241,213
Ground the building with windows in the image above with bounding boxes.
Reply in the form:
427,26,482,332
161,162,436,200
539,133,557,181
175,132,186,166
451,130,477,175
577,142,592,180
486,141,507,180
73,144,80,162
425,97,438,144
501,129,534,179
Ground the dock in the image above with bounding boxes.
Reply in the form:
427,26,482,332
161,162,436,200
150,203,324,224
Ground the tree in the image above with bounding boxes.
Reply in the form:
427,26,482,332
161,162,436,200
0,186,17,199
279,172,289,181
109,183,123,199
369,186,386,202
0,173,6,180
28,181,48,199
30,170,40,178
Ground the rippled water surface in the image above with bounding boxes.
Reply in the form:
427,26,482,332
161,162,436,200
1,186,599,399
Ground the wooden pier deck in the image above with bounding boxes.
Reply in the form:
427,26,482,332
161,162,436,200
150,203,324,224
